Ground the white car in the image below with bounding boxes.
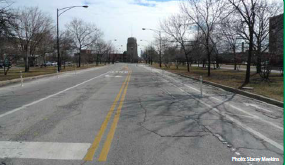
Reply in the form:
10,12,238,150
65,62,72,66
45,62,53,66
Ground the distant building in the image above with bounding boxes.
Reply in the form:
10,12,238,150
109,53,125,63
127,37,138,63
269,14,283,66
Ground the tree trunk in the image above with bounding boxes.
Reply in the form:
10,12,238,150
4,65,10,75
63,57,66,69
234,49,237,71
206,39,211,76
207,54,211,76
185,54,190,72
216,55,219,69
3,65,6,75
245,27,254,84
159,55,162,68
96,54,99,66
256,48,261,73
108,54,110,64
78,48,81,67
25,50,29,72
187,61,190,72
256,56,261,73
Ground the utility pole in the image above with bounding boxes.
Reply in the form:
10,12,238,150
56,5,88,72
142,28,163,68
159,31,162,68
57,8,60,72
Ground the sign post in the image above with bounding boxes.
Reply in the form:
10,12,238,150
20,71,23,87
200,76,203,97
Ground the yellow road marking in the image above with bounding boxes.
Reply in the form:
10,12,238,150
98,71,132,161
84,70,130,161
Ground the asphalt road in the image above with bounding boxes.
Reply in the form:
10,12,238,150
0,63,283,165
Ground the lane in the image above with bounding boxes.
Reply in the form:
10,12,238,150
0,64,119,115
139,64,283,164
0,72,109,119
0,64,131,164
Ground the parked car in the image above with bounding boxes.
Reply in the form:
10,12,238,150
45,62,53,66
0,60,11,68
65,62,72,66
52,62,57,66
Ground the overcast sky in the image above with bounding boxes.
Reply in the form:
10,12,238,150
13,0,181,55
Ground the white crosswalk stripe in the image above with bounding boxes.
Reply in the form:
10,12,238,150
0,141,91,160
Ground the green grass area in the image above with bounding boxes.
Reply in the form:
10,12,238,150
153,63,283,102
0,64,104,82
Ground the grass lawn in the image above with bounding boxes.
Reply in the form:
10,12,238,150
0,64,104,82
152,63,283,102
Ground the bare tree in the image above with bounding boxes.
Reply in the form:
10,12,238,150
163,45,177,69
91,39,107,66
0,0,15,38
66,18,103,67
181,0,227,76
11,7,53,72
99,41,115,65
253,0,282,73
219,16,241,70
0,0,17,75
160,14,193,72
59,31,75,68
143,44,157,65
36,30,54,67
228,0,258,84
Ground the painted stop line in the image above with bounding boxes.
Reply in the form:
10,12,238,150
107,71,129,74
0,141,91,160
105,75,123,78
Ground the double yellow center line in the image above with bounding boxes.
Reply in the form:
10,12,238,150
84,68,132,162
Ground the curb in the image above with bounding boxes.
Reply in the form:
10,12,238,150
175,73,283,108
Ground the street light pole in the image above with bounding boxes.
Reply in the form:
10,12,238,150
159,31,162,68
57,9,60,72
57,5,88,72
142,28,162,68
140,39,152,65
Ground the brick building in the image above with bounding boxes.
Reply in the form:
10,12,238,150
269,14,283,66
